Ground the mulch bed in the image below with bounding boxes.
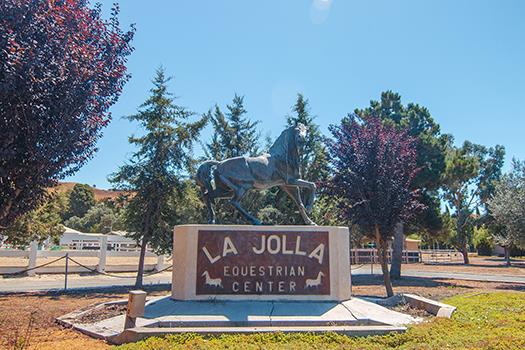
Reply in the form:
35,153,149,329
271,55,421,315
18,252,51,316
76,303,127,324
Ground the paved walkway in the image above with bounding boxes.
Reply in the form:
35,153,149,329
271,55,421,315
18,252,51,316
1,267,524,294
0,272,172,293
351,265,525,284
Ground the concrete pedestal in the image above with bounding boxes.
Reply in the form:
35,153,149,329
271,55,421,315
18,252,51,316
172,225,351,301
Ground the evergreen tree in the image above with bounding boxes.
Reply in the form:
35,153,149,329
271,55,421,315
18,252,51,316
205,94,260,159
68,184,95,219
286,94,329,181
228,95,260,157
110,68,207,287
264,94,330,225
204,95,262,224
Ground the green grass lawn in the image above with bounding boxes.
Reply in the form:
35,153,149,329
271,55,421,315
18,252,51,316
114,292,525,350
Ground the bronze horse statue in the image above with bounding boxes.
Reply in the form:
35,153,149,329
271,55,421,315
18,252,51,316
196,124,317,225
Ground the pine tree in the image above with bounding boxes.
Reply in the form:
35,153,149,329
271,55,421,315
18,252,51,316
204,95,262,224
228,95,260,157
110,68,207,288
67,184,95,219
263,94,330,225
286,94,329,182
205,94,260,159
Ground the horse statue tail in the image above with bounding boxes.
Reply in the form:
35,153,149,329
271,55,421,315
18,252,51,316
196,160,220,196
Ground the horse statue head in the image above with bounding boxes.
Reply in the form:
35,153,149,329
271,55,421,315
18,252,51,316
268,123,308,175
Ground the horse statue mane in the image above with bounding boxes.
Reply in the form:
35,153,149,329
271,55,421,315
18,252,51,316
268,124,306,172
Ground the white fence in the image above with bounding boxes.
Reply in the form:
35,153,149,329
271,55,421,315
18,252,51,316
420,249,463,263
350,249,422,264
0,239,168,276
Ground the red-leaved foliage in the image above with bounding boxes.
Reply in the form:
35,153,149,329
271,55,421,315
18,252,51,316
0,0,134,228
327,116,423,237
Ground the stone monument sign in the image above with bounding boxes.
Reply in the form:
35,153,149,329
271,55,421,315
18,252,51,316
172,225,351,301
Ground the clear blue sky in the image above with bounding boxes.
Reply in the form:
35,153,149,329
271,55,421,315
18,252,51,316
66,0,525,188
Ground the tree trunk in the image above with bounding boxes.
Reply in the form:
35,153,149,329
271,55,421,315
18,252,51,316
504,246,511,267
461,241,470,265
390,222,404,280
375,224,394,297
135,236,149,289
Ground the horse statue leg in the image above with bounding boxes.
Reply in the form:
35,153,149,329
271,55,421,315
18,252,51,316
204,193,216,224
218,174,262,225
287,179,316,213
281,185,316,226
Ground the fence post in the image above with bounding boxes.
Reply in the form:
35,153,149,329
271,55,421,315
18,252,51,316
98,236,108,273
64,253,69,291
155,254,165,272
27,241,38,276
124,290,147,330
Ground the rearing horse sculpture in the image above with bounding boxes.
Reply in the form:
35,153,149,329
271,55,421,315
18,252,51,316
196,124,317,225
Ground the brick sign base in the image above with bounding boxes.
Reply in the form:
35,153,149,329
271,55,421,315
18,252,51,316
172,225,351,301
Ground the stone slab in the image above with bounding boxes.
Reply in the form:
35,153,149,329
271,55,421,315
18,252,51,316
342,298,422,326
59,296,421,345
402,293,456,318
269,301,360,326
172,225,351,301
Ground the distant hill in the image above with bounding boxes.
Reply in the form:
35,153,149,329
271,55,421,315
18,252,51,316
50,182,130,201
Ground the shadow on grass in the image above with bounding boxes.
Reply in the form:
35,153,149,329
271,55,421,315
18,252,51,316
352,274,458,288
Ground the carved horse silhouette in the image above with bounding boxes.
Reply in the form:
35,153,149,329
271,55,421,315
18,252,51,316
202,271,223,288
196,124,316,225
305,271,325,288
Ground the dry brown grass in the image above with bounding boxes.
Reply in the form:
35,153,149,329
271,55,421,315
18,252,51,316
49,182,131,201
0,287,170,350
0,292,113,350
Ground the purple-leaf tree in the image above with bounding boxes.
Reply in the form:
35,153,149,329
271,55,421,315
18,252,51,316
0,0,134,229
327,116,422,297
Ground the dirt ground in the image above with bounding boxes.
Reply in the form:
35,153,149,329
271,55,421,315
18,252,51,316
0,287,169,350
1,276,524,350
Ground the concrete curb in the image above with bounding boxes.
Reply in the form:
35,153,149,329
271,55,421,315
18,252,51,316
109,325,407,344
402,294,456,318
